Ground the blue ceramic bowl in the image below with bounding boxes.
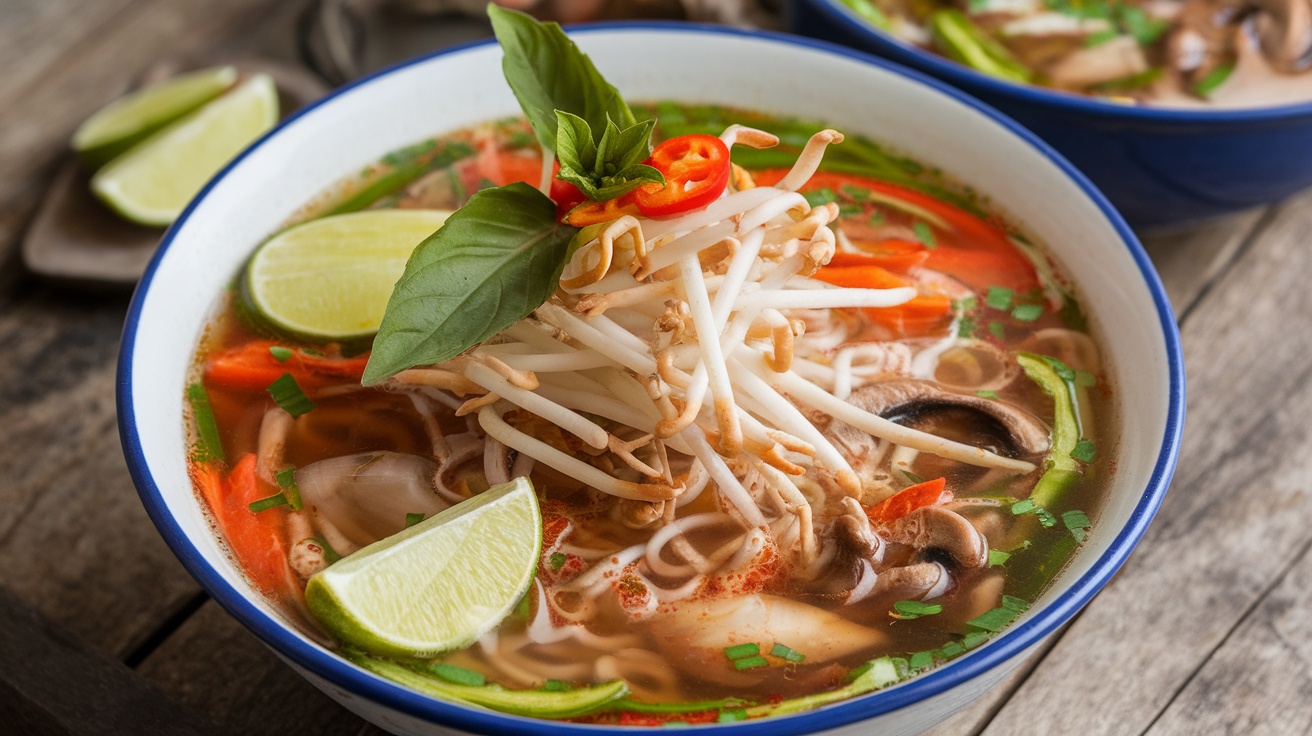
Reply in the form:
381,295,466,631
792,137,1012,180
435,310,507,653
119,24,1183,736
789,0,1312,228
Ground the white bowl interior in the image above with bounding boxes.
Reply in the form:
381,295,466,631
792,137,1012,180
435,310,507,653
126,27,1174,732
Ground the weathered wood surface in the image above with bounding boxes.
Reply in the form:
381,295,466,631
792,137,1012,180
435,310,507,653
1,0,1310,734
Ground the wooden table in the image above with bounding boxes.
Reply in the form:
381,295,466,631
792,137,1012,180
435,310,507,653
2,1,1308,733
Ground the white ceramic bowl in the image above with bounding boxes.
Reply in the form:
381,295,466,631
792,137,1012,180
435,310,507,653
119,24,1184,736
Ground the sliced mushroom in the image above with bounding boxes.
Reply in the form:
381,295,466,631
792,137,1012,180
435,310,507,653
1252,0,1312,72
871,561,951,600
880,506,990,569
297,451,450,550
839,379,1051,458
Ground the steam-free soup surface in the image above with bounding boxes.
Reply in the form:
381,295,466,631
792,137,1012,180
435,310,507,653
186,105,1112,724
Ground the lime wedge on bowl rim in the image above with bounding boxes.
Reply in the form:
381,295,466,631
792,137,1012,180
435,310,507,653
71,65,238,169
306,477,541,659
90,72,278,227
243,209,451,341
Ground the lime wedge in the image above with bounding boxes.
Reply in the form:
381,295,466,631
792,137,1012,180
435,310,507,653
243,209,451,341
306,477,541,659
90,73,278,226
346,653,630,719
71,65,239,169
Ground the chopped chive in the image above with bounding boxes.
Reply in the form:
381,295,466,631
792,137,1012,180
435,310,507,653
957,315,978,338
1036,507,1058,528
912,221,937,248
985,286,1014,311
962,631,990,650
405,512,426,528
1063,510,1092,541
316,536,342,564
1002,595,1030,613
185,383,226,464
268,345,293,362
1120,6,1169,45
724,643,760,660
429,663,485,687
1010,499,1037,515
549,552,568,570
717,709,748,723
770,643,806,663
838,203,865,217
867,210,886,226
1011,303,1043,322
267,373,316,418
939,641,966,659
1083,28,1119,47
1070,439,1097,463
803,188,838,207
847,661,874,681
900,470,926,485
840,184,872,201
663,722,690,729
732,655,769,671
988,321,1006,340
248,493,288,513
988,549,1010,567
966,606,1019,633
543,679,572,692
958,295,978,312
908,650,934,670
1075,369,1098,387
891,600,943,620
274,466,302,511
977,389,999,399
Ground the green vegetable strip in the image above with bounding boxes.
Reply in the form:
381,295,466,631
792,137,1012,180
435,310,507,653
328,141,476,215
347,651,629,719
839,0,893,29
770,643,806,663
746,657,901,718
405,512,425,528
248,493,288,513
274,466,302,510
1194,62,1235,98
429,663,486,687
732,655,769,671
723,643,760,660
186,382,225,464
614,697,749,714
931,10,1034,84
1016,352,1082,509
267,373,316,418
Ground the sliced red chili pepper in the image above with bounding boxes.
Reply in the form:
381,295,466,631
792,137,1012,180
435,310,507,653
634,134,731,218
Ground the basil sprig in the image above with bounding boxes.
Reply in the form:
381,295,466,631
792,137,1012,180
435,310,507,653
555,111,663,201
490,5,660,201
362,183,574,384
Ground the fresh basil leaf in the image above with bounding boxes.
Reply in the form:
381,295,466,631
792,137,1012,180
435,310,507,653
555,112,662,201
363,183,577,383
488,5,638,156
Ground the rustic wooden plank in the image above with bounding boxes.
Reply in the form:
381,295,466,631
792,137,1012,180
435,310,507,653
974,187,1312,734
137,600,389,736
0,0,315,272
0,585,220,736
0,285,202,658
1145,538,1312,736
1138,208,1266,317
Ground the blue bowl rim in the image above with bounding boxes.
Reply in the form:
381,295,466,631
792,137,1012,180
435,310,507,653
799,0,1312,126
118,21,1185,736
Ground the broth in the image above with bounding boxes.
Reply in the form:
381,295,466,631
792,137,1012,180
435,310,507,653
186,104,1113,724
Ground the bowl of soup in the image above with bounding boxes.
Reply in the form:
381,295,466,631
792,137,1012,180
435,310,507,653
788,0,1312,228
118,21,1183,736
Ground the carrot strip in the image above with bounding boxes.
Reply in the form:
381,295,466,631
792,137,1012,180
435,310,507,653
814,261,954,338
866,477,953,524
204,341,368,392
192,455,297,598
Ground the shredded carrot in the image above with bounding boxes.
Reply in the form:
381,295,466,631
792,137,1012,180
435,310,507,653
192,455,297,599
563,193,641,226
866,477,953,524
814,259,954,338
204,341,368,392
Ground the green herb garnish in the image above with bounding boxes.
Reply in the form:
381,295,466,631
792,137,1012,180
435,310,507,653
913,220,937,248
268,345,293,362
891,600,943,620
1070,438,1097,462
267,373,316,418
543,679,572,692
977,389,999,399
717,709,748,723
988,321,1006,340
405,512,426,528
549,552,568,570
274,466,302,511
966,605,1020,632
985,286,1014,310
988,549,1010,567
1063,509,1092,541
428,663,486,687
732,655,769,671
724,643,760,660
248,493,288,513
1011,303,1043,322
771,643,806,663
1194,62,1235,98
908,650,934,670
186,382,225,464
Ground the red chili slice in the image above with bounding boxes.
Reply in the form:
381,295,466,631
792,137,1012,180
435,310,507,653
634,134,731,218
